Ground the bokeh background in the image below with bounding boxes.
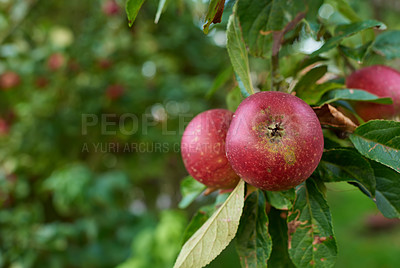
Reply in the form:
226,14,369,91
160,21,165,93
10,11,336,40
0,0,399,267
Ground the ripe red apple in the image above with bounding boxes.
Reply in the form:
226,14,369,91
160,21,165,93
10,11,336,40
181,109,240,189
346,65,400,121
106,84,125,100
47,53,65,71
35,77,49,88
98,59,113,70
0,118,9,136
102,0,120,16
226,91,323,191
0,71,20,90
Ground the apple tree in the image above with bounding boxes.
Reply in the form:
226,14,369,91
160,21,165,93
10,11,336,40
128,0,400,267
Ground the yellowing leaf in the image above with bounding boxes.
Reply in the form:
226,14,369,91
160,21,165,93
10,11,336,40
173,180,245,268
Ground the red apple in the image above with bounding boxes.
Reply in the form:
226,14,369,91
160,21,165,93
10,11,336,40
181,109,240,189
102,0,120,16
226,91,323,191
47,53,65,71
0,71,20,90
35,77,49,88
98,59,113,70
106,84,125,100
346,65,400,121
0,118,9,136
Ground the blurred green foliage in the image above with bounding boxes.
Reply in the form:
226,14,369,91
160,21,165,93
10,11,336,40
0,0,232,267
0,0,400,267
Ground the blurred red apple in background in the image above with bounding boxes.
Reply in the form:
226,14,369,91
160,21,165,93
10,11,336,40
0,118,9,136
35,77,49,88
0,71,20,90
106,84,125,100
98,59,113,70
102,0,120,16
47,53,65,71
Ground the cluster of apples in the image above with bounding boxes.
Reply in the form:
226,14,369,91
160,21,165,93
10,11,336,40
181,65,400,191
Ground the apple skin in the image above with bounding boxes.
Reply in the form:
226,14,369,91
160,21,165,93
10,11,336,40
226,91,323,191
181,109,240,189
346,65,400,121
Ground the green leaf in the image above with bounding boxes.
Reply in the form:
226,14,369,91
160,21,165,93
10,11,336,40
235,190,272,267
154,0,167,24
318,89,393,106
339,41,373,62
298,82,344,105
294,66,328,96
323,136,341,150
43,164,92,215
265,189,295,210
206,67,233,99
173,180,245,268
350,120,400,173
335,0,361,22
318,148,376,197
226,10,254,96
306,0,323,24
203,0,226,34
236,0,306,58
226,86,243,112
268,208,295,268
288,179,337,268
181,205,214,244
311,20,386,57
125,0,146,27
373,30,400,59
292,56,328,77
178,176,206,209
370,161,400,219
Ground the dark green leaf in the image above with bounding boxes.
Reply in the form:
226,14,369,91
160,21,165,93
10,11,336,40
318,89,393,106
203,0,226,34
339,41,373,62
370,161,400,219
350,120,400,173
227,11,255,96
268,208,295,268
373,30,400,59
318,148,376,197
178,176,206,209
226,86,243,112
294,65,327,95
311,20,386,57
323,136,341,150
265,189,295,210
206,67,233,99
306,0,323,24
288,179,337,268
236,190,272,267
236,0,306,58
125,0,146,27
298,82,344,105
